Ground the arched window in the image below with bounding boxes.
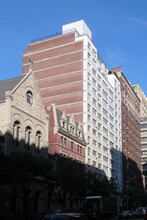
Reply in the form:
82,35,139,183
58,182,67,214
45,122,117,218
13,121,20,145
26,91,33,105
36,131,41,150
25,126,31,149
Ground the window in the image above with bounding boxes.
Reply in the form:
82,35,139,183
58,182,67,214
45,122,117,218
93,160,96,167
93,118,96,126
26,91,33,105
98,103,101,111
88,72,91,80
98,153,101,159
88,82,91,90
77,145,79,153
102,99,108,108
109,97,114,104
97,74,101,81
103,156,108,162
102,90,108,100
61,136,63,146
92,88,96,96
98,163,101,169
92,68,96,76
141,137,147,142
70,125,75,134
98,113,101,120
103,146,108,153
88,114,91,122
80,146,82,154
98,143,101,149
93,108,96,115
102,80,108,90
71,142,73,150
98,123,101,130
109,114,114,122
98,84,101,91
88,52,91,58
93,150,96,156
79,130,82,138
93,129,96,135
103,127,108,136
13,121,20,145
109,88,113,97
103,108,108,118
103,117,108,126
25,126,31,149
109,123,114,132
88,136,91,143
92,78,96,86
98,94,101,101
64,138,66,147
36,131,41,150
88,104,91,111
109,106,114,114
63,120,66,129
93,139,97,146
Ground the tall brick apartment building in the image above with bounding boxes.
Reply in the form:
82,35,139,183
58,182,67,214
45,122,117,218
22,20,122,188
132,84,147,190
112,67,142,189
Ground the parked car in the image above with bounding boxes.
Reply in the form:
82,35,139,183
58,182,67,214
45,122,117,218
50,213,87,220
135,207,147,218
39,209,62,220
119,210,135,219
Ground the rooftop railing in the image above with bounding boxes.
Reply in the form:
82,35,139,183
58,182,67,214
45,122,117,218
31,28,79,44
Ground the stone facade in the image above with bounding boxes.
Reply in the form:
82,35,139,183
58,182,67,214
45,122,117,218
0,69,49,156
0,69,49,216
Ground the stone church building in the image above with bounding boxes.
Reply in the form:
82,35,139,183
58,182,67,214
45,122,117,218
0,69,49,155
0,69,49,217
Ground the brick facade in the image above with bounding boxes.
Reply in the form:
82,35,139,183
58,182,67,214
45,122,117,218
112,68,142,189
22,33,84,122
48,104,86,163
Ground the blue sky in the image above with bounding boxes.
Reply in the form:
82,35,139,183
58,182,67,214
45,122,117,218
0,0,147,95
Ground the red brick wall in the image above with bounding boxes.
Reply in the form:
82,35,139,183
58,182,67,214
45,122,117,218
48,106,85,163
119,76,142,189
43,92,83,107
22,32,84,123
27,34,75,52
37,71,83,89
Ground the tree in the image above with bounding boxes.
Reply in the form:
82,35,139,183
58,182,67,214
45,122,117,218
86,173,118,197
0,152,54,219
55,155,86,209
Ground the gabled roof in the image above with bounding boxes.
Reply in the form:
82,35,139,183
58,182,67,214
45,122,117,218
56,108,80,131
0,75,25,101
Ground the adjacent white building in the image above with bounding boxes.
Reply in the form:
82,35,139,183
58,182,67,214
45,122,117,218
63,20,122,188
